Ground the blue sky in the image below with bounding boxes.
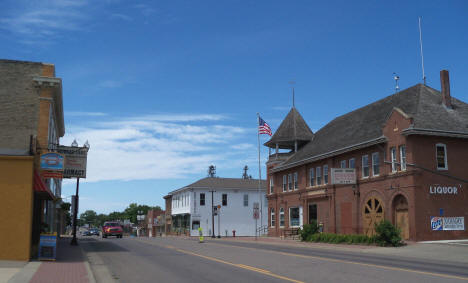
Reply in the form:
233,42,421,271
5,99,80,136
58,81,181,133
1,0,467,214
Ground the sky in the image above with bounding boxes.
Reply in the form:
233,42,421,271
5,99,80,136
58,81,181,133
1,0,467,214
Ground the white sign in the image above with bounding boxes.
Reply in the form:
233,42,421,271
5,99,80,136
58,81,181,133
57,146,88,178
331,168,356,185
431,216,464,231
429,185,461,195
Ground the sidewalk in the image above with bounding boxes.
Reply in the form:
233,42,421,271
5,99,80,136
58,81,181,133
6,236,95,283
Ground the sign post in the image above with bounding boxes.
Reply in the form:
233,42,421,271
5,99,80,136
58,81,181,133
253,202,259,240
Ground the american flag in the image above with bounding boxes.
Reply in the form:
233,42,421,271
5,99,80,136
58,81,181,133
258,116,272,136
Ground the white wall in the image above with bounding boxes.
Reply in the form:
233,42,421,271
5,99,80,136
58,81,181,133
188,188,268,237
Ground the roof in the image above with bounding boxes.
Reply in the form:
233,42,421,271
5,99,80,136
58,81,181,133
264,107,314,149
169,177,267,194
272,84,468,172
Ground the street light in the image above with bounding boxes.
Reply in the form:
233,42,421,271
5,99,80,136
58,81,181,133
70,140,90,246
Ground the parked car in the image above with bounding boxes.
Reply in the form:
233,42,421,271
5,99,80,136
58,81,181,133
89,228,100,236
102,221,123,238
82,230,91,236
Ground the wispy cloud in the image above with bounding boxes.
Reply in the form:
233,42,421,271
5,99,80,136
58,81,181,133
272,106,290,111
62,113,252,182
134,4,156,17
1,0,88,40
110,13,132,22
67,111,108,117
98,80,123,88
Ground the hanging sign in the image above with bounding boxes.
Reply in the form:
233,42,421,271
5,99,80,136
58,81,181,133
57,146,88,178
40,153,64,171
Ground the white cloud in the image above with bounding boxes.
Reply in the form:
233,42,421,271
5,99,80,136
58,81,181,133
67,111,108,117
1,1,88,39
231,143,254,150
62,113,252,182
110,13,132,21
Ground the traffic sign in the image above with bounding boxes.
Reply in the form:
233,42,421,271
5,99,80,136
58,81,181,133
253,202,259,219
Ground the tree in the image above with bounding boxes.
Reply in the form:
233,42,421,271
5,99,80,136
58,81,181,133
80,210,98,227
61,202,72,226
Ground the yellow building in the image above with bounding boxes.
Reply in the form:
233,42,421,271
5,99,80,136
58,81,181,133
0,59,65,260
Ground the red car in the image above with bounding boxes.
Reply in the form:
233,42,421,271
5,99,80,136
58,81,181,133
102,221,123,238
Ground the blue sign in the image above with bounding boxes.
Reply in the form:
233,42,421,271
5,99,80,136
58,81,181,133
431,217,443,231
39,233,57,260
439,208,444,216
40,153,64,171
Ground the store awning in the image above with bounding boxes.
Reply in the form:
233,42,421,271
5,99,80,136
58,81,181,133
34,171,55,200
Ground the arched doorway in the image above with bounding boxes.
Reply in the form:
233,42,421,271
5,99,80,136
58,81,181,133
393,195,409,240
362,196,384,236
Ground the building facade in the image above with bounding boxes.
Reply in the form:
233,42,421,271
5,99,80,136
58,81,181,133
266,70,468,241
165,177,267,237
146,209,165,237
0,59,65,260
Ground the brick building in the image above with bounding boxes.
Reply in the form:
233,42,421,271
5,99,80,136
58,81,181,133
146,209,165,237
0,59,65,259
266,70,468,241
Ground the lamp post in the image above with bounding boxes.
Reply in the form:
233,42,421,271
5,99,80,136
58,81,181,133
70,140,90,246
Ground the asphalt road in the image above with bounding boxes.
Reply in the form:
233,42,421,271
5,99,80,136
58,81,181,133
80,236,468,283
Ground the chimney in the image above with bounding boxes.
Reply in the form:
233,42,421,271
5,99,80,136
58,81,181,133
440,70,452,109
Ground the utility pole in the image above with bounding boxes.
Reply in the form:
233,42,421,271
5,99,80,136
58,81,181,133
70,178,80,245
209,190,215,238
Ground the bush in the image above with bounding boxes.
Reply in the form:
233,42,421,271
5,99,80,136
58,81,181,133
299,221,319,241
374,220,402,247
303,232,375,245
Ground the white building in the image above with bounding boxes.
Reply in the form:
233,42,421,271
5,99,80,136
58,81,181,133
169,177,267,237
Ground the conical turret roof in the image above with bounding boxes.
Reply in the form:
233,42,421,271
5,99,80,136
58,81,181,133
264,107,314,149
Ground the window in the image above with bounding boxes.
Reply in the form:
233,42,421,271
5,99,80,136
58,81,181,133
222,194,227,206
340,160,347,168
309,168,315,186
243,194,248,206
349,158,355,169
269,178,274,194
192,220,200,230
200,193,205,206
270,208,275,227
293,172,298,190
282,175,287,192
372,152,380,176
436,144,448,170
308,204,317,224
288,174,292,191
279,207,285,227
316,167,321,185
323,165,329,184
289,207,300,227
400,145,407,171
391,147,397,172
362,155,369,178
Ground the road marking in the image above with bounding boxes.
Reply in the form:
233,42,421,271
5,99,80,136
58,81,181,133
134,239,303,283
207,241,468,281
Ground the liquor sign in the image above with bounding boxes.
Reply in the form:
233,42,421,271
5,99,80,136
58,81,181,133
429,184,461,195
57,146,88,178
331,168,356,185
431,216,465,231
40,153,64,171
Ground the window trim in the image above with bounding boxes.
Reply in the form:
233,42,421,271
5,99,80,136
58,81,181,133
372,152,380,177
349,158,355,169
391,147,397,173
293,172,298,190
436,143,448,170
270,207,275,227
323,165,329,184
200,193,205,206
309,168,315,187
269,178,274,194
316,167,322,185
222,193,227,206
243,194,248,207
279,207,285,228
288,174,292,191
362,155,369,178
340,160,347,168
399,145,407,171
282,175,287,192
289,207,300,228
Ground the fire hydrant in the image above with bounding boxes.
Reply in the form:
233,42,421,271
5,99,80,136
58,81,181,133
232,230,236,237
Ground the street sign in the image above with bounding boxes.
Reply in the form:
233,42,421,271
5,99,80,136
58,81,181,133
213,206,218,216
253,202,259,219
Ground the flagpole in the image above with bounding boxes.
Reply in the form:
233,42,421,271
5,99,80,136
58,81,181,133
257,113,262,233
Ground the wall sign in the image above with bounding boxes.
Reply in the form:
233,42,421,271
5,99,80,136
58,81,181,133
429,185,461,195
40,153,64,171
431,216,465,231
331,168,356,185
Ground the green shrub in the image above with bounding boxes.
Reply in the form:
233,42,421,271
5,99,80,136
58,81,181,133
374,220,402,247
299,221,319,241
302,232,375,245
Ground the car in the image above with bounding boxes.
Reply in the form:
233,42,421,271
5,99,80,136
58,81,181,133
102,221,123,238
89,228,100,236
82,230,91,236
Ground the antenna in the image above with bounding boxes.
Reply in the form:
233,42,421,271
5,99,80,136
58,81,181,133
393,73,400,93
418,16,427,85
207,165,216,178
242,165,251,179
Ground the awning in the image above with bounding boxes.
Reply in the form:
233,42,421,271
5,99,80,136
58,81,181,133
34,171,55,200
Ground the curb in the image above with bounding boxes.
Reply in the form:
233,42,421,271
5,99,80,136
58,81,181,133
78,245,97,283
7,261,41,283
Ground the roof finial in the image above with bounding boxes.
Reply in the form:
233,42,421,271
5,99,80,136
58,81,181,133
289,80,296,108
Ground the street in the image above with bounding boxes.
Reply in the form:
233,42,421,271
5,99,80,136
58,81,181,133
79,236,468,283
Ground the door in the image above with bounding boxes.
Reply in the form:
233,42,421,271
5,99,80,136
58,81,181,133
396,210,409,240
362,197,384,237
308,204,317,224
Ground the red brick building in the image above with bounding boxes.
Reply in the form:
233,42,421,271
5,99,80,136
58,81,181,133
266,70,468,241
